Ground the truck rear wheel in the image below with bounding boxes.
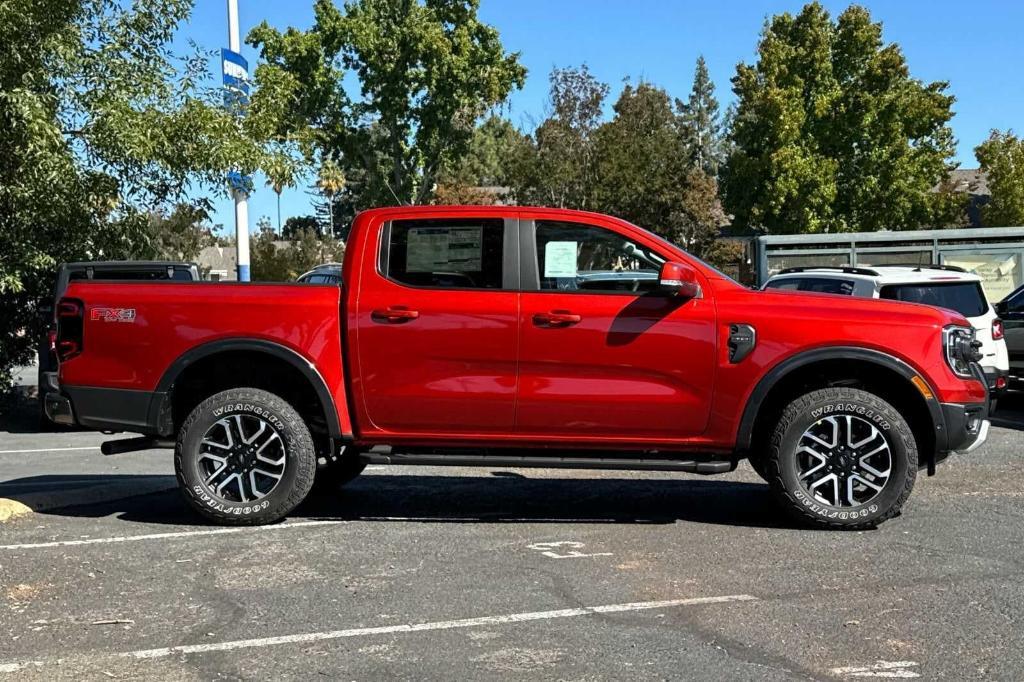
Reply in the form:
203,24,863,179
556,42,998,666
766,387,916,530
175,388,317,526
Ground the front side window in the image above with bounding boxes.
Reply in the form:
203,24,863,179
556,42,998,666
879,282,987,317
534,220,665,294
385,218,504,289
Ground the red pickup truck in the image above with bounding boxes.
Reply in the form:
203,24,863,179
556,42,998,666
47,206,990,529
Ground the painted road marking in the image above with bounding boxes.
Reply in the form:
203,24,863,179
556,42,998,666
0,446,100,455
527,540,613,559
830,661,921,678
0,519,347,551
0,594,757,673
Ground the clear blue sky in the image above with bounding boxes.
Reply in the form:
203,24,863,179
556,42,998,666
174,0,1024,234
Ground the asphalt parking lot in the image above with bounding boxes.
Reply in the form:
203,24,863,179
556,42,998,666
2,385,1023,680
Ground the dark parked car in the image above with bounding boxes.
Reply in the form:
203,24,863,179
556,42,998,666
996,283,1024,389
37,261,199,426
296,263,343,284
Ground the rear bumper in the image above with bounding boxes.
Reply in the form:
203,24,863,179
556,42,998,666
44,385,167,435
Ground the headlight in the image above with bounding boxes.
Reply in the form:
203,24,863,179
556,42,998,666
943,325,982,378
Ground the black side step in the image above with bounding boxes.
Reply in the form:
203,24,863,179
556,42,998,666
360,451,733,475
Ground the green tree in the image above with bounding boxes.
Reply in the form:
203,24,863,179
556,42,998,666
247,0,526,210
975,130,1024,227
674,169,730,264
677,56,723,176
723,2,958,234
250,220,292,281
282,215,323,239
291,228,345,273
0,0,273,389
251,221,344,282
592,82,689,236
437,115,525,202
511,65,609,208
140,202,216,262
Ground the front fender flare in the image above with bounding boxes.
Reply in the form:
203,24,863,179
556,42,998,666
735,346,946,455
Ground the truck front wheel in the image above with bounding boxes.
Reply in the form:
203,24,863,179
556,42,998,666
175,388,317,526
766,387,917,530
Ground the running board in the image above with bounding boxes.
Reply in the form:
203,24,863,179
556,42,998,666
360,451,733,474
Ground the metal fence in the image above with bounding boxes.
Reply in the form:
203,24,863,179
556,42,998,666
754,227,1024,302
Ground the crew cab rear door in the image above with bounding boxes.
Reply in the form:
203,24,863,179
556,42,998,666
515,213,716,441
352,211,520,436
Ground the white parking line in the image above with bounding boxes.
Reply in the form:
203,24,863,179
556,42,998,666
0,594,757,673
830,661,921,678
0,519,347,550
0,446,100,454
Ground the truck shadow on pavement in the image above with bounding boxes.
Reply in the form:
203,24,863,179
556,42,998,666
1,473,797,530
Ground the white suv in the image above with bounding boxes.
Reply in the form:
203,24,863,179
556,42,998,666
763,265,1009,396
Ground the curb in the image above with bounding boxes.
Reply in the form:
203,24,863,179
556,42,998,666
0,499,32,523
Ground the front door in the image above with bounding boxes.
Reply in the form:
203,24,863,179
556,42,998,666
354,214,519,436
516,216,716,442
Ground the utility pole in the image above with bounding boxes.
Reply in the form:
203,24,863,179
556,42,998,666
226,0,250,281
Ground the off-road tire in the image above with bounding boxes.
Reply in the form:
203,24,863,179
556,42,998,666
766,387,916,530
313,446,367,493
747,452,770,482
175,388,316,526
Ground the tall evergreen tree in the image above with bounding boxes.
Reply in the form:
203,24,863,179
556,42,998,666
677,56,723,175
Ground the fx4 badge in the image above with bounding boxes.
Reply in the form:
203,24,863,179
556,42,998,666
90,307,136,323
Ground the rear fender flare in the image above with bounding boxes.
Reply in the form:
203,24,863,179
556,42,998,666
151,338,343,438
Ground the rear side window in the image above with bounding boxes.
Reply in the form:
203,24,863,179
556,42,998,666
385,218,504,289
879,282,987,317
765,277,855,295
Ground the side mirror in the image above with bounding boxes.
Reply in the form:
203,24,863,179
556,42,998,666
658,261,700,299
995,300,1008,315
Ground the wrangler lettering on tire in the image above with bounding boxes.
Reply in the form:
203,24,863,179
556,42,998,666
765,387,916,530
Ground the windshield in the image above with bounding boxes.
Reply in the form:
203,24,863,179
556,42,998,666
878,282,987,318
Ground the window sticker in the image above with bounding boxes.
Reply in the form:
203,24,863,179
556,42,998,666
406,227,483,272
544,241,578,278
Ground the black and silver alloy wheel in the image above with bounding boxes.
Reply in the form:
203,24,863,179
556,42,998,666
176,387,317,526
796,415,892,508
766,387,916,530
198,414,287,503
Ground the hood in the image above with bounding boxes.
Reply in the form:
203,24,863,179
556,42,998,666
752,287,973,329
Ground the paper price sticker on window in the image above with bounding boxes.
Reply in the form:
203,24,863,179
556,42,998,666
544,241,578,278
407,227,482,273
